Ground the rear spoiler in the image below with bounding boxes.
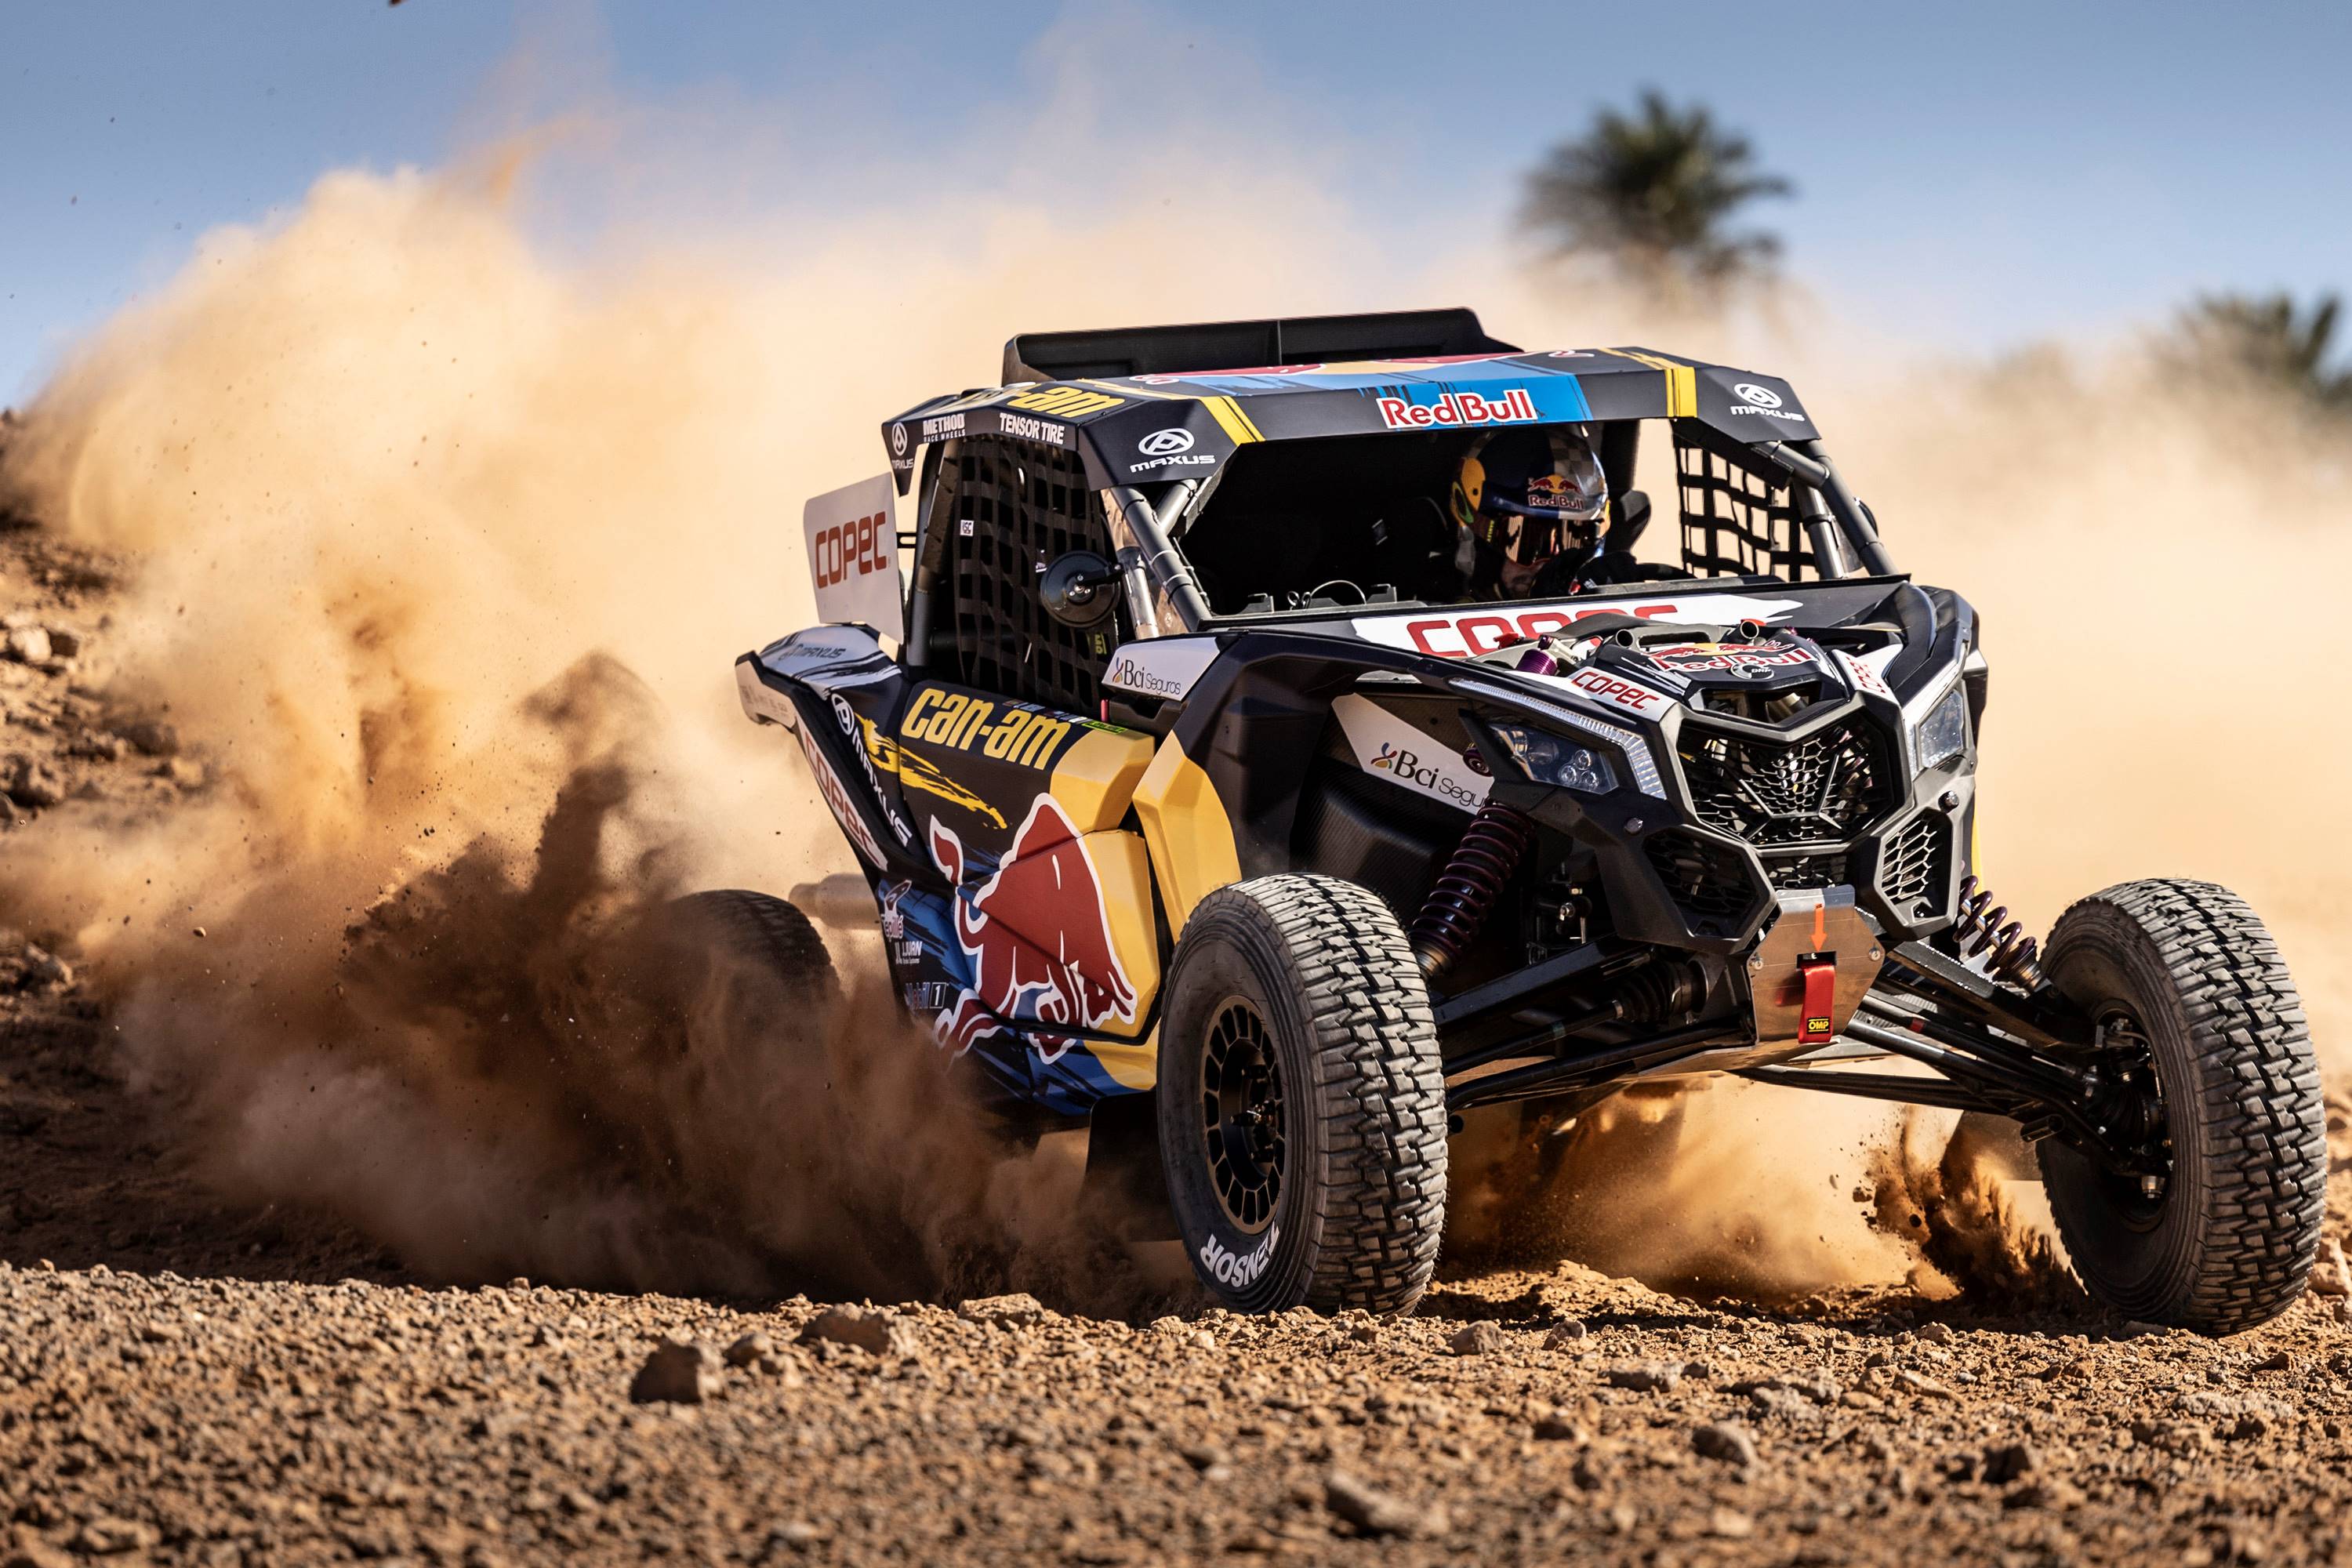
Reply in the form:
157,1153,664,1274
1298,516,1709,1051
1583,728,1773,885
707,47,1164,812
1002,307,1518,385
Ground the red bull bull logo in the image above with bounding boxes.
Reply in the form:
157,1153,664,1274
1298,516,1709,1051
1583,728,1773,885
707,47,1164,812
927,796,1138,1061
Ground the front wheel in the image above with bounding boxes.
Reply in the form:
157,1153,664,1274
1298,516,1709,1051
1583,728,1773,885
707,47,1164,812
1156,876,1448,1315
2038,879,2325,1334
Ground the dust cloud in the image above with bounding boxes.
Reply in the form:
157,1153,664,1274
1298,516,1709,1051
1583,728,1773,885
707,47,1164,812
1446,1083,1921,1302
2,87,2345,1306
0,151,1328,1304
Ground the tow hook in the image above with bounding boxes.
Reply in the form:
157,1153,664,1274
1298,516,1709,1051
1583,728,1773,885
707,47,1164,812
1746,887,1887,1047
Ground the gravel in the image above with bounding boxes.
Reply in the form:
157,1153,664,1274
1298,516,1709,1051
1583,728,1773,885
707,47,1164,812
13,527,2352,1564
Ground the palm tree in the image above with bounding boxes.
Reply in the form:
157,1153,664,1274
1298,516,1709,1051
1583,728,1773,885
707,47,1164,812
1521,90,1793,299
2172,292,2352,414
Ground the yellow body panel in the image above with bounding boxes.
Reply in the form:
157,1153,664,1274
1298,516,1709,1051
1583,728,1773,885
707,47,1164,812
1076,829,1162,1086
1132,738,1242,935
1047,725,1157,833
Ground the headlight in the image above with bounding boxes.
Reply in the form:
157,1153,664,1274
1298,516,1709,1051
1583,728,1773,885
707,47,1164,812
1488,723,1621,793
1911,684,1969,772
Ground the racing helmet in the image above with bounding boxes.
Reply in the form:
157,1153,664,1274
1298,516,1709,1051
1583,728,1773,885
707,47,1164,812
1450,427,1610,586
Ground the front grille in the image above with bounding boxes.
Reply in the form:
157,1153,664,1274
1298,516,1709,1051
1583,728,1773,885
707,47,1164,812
1676,718,1899,886
1764,851,1849,891
1878,812,1951,914
1644,829,1765,935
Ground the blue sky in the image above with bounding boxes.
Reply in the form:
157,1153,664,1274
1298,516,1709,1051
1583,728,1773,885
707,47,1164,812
5,1,2350,404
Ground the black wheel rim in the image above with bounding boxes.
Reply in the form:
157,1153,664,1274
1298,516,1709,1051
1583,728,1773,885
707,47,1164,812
1200,999,1286,1233
2091,1004,2172,1232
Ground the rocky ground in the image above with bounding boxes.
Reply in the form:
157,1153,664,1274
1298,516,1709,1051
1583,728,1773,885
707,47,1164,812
10,513,2352,1567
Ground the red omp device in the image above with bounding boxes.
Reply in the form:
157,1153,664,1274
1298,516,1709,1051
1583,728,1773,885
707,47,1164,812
1798,959,1837,1045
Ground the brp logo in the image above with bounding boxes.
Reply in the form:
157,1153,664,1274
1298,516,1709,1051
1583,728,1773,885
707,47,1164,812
1733,383,1784,409
890,423,910,456
1137,427,1195,456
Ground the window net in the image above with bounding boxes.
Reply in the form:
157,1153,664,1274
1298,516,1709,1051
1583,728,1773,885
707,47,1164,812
1672,422,1817,581
939,436,1119,712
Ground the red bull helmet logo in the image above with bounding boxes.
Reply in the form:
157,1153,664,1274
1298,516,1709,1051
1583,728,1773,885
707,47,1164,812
926,796,1139,1062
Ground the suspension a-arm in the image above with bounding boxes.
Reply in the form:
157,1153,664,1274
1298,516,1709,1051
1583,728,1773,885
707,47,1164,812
1748,949,2167,1178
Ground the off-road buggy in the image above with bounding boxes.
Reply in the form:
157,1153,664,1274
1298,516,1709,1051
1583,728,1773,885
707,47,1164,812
729,308,2324,1331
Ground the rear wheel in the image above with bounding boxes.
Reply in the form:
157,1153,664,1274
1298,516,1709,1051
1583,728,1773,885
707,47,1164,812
662,888,840,1018
1156,876,1447,1314
2038,879,2324,1334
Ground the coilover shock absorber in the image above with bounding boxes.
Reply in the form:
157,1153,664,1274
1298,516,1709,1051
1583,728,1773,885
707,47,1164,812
1408,801,1537,981
1952,873,2044,990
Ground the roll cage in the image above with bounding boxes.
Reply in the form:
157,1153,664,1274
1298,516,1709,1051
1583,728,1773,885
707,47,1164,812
888,309,1893,674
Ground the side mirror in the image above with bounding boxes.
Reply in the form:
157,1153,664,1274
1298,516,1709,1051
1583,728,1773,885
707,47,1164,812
1040,550,1119,627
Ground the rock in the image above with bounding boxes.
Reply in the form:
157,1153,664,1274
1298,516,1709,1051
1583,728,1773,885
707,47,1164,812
798,1306,916,1357
724,1330,775,1367
1894,1369,1955,1399
157,757,205,789
1533,1410,1588,1443
1733,1374,1839,1406
20,945,71,989
1982,1441,2038,1484
467,1409,523,1441
1449,1321,1508,1357
118,719,180,757
1708,1507,1755,1539
1322,1472,1440,1539
1544,1320,1590,1348
764,1521,826,1552
4,1530,78,1568
1348,1320,1379,1344
1915,1321,1955,1345
69,1517,158,1555
957,1293,1048,1329
1692,1421,1759,1468
628,1338,721,1404
4,757,64,809
2249,1349,2292,1373
4,626,50,665
1177,1442,1229,1472
2312,1239,2351,1296
1605,1361,1682,1393
2004,1478,2086,1510
2132,1417,2214,1455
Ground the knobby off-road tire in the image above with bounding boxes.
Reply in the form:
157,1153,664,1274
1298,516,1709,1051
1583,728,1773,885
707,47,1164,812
1156,875,1447,1316
2038,879,2325,1334
663,888,842,1021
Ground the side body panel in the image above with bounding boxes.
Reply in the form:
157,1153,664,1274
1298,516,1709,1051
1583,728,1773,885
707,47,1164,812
739,631,1163,1116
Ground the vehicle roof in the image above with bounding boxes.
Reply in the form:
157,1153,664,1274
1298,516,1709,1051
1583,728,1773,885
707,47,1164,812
880,309,1820,494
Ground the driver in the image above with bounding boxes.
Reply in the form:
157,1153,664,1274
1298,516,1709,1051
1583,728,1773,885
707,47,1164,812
1445,426,1609,600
